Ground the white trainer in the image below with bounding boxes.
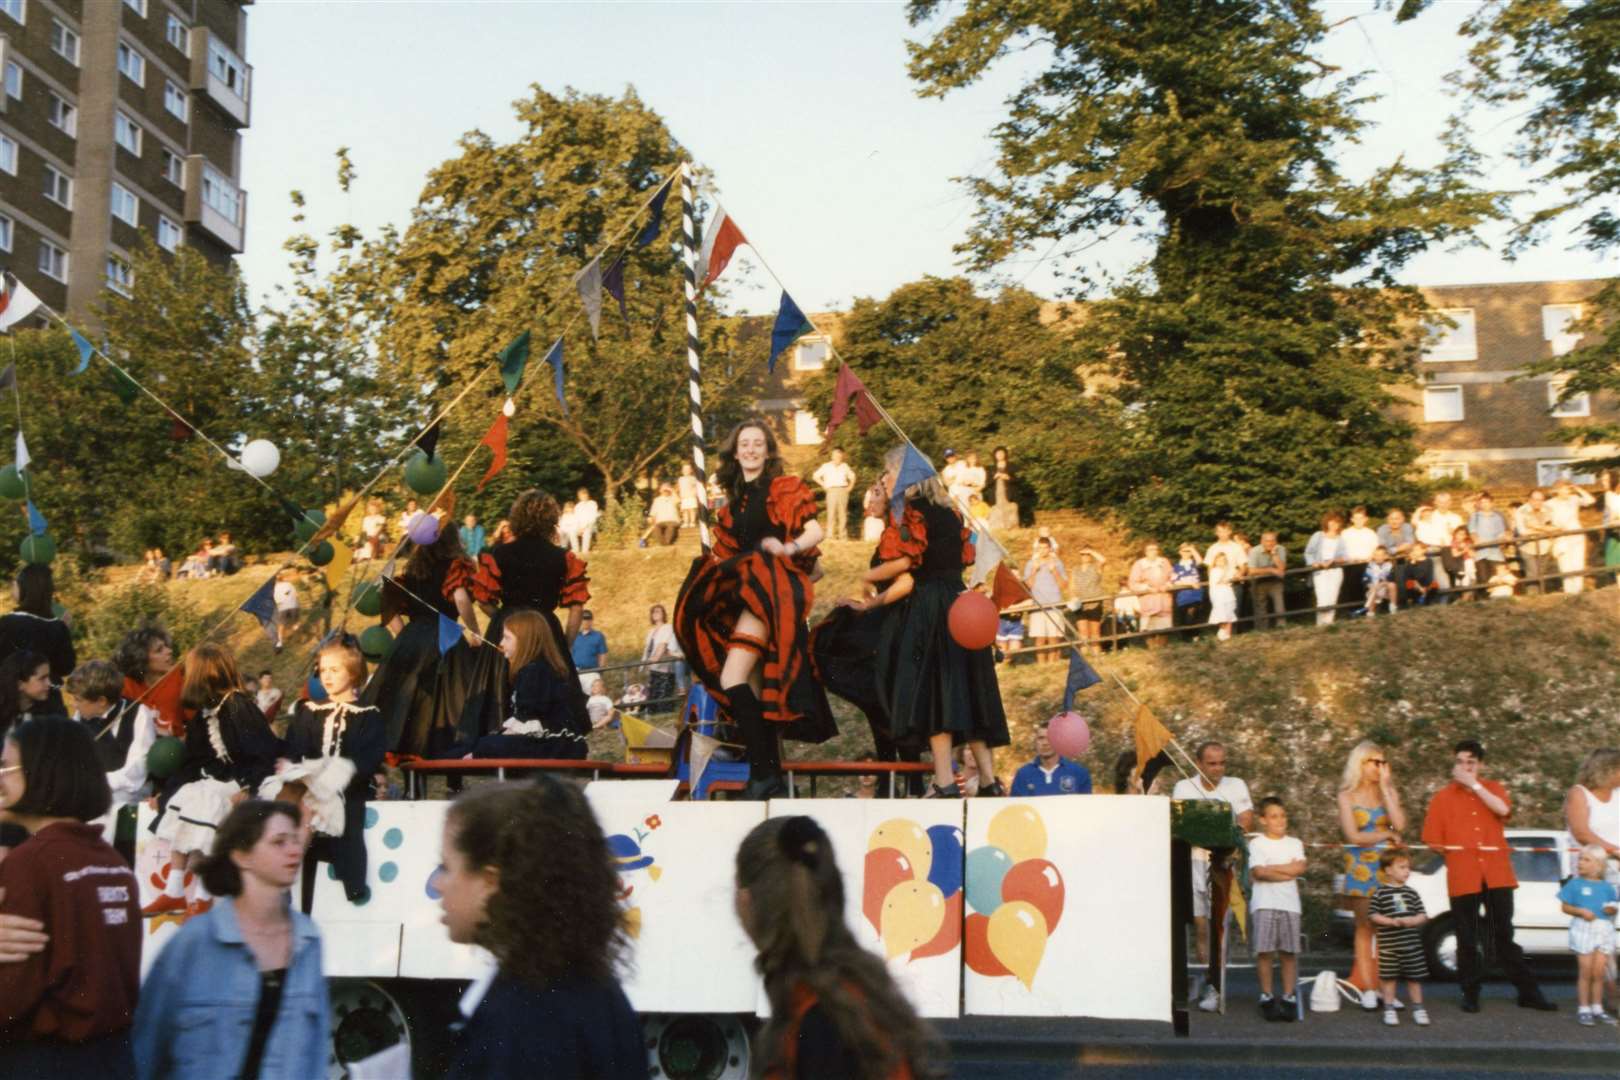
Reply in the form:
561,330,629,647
1412,1007,1430,1026
1383,1006,1399,1026
1198,983,1220,1012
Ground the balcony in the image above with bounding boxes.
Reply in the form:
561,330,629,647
183,155,246,253
188,28,251,127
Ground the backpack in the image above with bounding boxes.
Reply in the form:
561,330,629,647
1308,969,1364,1013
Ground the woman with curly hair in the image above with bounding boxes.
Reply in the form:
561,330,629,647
0,564,74,714
435,780,642,1079
736,815,940,1079
674,418,835,799
113,623,190,738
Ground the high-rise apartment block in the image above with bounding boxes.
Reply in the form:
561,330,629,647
0,0,250,321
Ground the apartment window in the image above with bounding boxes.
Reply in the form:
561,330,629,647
41,163,71,207
1548,375,1591,419
50,20,78,65
110,182,139,227
160,147,183,186
207,38,247,97
116,42,145,86
793,410,822,446
163,79,187,121
1427,462,1469,482
1422,385,1464,423
114,111,142,155
47,92,75,137
1542,303,1584,358
156,215,181,252
201,163,240,223
36,241,66,282
105,256,134,297
0,133,15,175
794,338,829,372
123,0,146,16
0,0,23,26
164,13,187,54
1421,308,1477,362
4,59,20,100
0,212,11,252
1537,459,1598,487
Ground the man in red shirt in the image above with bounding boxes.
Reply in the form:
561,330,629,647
1421,739,1555,1013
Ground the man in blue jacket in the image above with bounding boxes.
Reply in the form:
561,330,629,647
1010,720,1092,796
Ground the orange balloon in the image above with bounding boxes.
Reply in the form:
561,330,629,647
1000,858,1064,933
948,591,998,649
964,912,1011,978
862,847,915,935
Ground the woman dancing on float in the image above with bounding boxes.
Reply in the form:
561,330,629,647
674,418,835,800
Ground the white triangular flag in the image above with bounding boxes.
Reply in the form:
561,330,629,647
15,431,30,472
0,272,43,332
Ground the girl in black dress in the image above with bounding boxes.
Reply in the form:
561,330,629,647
0,565,74,713
453,609,589,760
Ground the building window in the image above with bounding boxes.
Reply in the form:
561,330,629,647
105,256,134,297
0,0,23,27
1422,385,1464,423
1427,462,1469,482
0,133,15,175
47,92,75,137
201,163,240,223
110,182,139,227
794,338,829,372
1421,308,1477,362
793,410,822,446
1548,375,1591,419
41,163,71,207
0,212,11,253
1542,303,1584,357
116,42,145,86
123,0,146,16
165,13,188,54
50,20,78,66
156,215,181,252
114,111,142,155
1537,459,1598,487
160,147,183,186
207,38,248,98
4,59,21,100
163,79,187,122
36,240,66,282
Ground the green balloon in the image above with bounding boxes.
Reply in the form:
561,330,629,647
352,582,382,617
293,508,327,543
358,624,394,662
0,465,27,500
51,601,66,620
308,540,335,567
403,450,448,496
19,534,55,565
146,735,185,780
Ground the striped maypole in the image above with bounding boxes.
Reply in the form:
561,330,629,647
680,160,710,553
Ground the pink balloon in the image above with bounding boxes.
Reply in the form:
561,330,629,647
1047,711,1090,759
1000,858,1065,934
862,847,915,935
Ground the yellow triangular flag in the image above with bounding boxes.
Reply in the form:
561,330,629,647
1228,870,1248,943
323,538,353,592
1133,703,1173,782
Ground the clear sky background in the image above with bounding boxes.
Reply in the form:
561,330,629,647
239,0,1614,317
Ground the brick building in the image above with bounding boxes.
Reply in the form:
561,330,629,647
0,0,249,322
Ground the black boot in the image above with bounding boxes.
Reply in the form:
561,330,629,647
727,685,785,801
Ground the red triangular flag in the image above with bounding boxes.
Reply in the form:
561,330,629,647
991,562,1024,612
824,362,882,437
476,413,509,492
167,409,193,441
697,208,747,291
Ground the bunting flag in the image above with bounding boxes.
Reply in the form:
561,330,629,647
990,562,1024,611
498,330,531,396
417,418,442,461
24,500,46,536
0,272,42,332
1132,703,1175,783
1061,649,1101,710
437,613,463,656
166,408,193,442
69,328,93,374
635,178,672,249
769,291,812,373
0,364,13,392
477,413,509,491
543,337,567,417
967,528,1006,588
824,362,882,437
240,576,278,631
429,486,457,521
322,538,353,592
696,206,747,290
602,254,628,322
575,256,603,341
108,366,139,405
312,495,360,544
15,431,30,472
888,444,935,521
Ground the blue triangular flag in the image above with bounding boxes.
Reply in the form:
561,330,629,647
240,577,277,631
769,291,813,373
438,613,463,656
543,337,567,418
635,177,672,249
889,445,936,521
69,328,93,374
1061,649,1101,710
24,500,46,536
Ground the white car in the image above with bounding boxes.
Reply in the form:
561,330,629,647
1332,828,1579,978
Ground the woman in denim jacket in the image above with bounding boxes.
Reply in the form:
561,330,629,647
134,801,329,1080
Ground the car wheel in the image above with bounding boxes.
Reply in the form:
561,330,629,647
1422,916,1461,981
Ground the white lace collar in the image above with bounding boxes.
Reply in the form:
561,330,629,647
306,699,376,757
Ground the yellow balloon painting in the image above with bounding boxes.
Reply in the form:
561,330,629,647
868,818,933,884
880,880,947,960
986,805,1048,865
986,900,1049,989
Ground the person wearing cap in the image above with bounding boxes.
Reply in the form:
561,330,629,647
570,611,608,692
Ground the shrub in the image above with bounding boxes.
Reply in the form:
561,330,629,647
77,584,209,664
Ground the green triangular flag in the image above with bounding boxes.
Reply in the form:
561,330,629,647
107,366,139,405
499,331,531,396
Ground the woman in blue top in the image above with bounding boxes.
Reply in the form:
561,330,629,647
133,800,329,1080
1335,740,1406,1009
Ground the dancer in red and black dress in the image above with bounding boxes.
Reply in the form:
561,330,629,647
674,418,836,799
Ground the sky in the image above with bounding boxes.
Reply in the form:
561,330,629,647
238,0,1615,317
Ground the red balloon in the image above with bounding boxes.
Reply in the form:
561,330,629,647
948,591,998,650
1001,858,1065,934
863,847,916,935
910,890,962,962
965,912,1012,977
1047,711,1090,759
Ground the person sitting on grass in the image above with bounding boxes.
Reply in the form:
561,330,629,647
1368,847,1431,1027
1560,843,1620,1027
1249,796,1306,1021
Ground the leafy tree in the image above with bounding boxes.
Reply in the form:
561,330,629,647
906,0,1505,542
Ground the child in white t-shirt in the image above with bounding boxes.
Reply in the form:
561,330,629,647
1249,796,1306,1021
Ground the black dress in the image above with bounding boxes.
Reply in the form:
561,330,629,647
153,692,281,840
283,699,387,905
0,611,75,712
461,660,589,760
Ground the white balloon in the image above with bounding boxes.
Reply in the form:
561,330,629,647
240,439,281,478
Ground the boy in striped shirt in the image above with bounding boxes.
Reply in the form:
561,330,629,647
1369,848,1431,1026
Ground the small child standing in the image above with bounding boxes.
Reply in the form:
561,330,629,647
1368,848,1431,1026
1559,843,1620,1026
1248,796,1307,1020
677,461,704,528
1363,546,1396,615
